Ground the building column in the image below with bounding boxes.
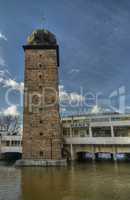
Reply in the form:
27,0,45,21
113,146,117,161
111,125,114,137
92,145,96,160
113,153,117,161
110,116,114,137
70,144,75,161
70,117,74,137
0,136,1,155
111,124,117,160
70,117,75,161
89,126,92,137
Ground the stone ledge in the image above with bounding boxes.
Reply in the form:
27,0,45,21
15,159,67,167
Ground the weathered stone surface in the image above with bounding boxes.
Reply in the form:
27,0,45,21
22,32,64,163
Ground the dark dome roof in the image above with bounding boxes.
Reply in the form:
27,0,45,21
27,29,57,45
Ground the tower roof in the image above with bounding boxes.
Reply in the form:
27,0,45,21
27,29,57,45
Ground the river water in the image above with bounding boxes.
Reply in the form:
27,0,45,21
0,161,130,200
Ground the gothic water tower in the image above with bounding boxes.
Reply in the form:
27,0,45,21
16,29,66,166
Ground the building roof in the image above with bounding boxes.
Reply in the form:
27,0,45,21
61,113,130,120
27,29,57,45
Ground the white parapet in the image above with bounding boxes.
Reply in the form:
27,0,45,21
90,120,130,127
64,137,130,145
1,135,22,141
1,146,22,153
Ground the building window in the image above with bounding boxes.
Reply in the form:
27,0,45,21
92,127,111,137
6,141,10,146
40,132,43,136
63,128,70,137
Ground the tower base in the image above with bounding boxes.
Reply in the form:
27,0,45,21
15,159,67,167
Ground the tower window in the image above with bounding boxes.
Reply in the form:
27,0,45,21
40,120,43,124
32,95,40,104
39,54,42,58
39,107,43,112
40,132,43,136
39,63,42,67
39,74,42,79
39,85,42,90
40,151,43,156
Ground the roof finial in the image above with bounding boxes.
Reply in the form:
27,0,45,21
41,16,46,29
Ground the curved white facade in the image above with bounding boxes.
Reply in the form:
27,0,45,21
62,113,130,160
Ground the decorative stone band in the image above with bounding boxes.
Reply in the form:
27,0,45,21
23,45,59,67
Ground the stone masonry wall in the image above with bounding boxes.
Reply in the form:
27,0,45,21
22,48,62,160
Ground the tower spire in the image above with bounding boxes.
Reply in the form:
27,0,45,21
41,16,46,29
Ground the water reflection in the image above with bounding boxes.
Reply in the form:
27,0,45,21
21,167,70,200
0,161,21,200
0,161,130,200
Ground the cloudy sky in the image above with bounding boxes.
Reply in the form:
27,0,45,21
0,0,130,116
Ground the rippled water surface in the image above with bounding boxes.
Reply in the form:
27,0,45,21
0,161,130,200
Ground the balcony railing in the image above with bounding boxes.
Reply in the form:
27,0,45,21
1,146,22,153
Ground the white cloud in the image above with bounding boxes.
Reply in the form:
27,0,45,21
0,57,6,66
1,105,19,116
70,92,84,102
0,69,11,86
0,32,7,41
0,70,5,76
4,79,24,92
91,104,112,114
59,85,69,102
69,68,80,74
91,105,102,114
0,32,7,68
0,70,24,93
0,70,22,117
60,107,66,113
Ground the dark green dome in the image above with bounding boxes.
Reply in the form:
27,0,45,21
27,29,57,45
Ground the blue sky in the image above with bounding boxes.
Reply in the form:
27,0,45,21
0,0,130,116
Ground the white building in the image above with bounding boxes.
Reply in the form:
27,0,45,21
0,129,22,158
1,113,130,161
62,113,130,161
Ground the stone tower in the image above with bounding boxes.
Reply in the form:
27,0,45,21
18,29,66,166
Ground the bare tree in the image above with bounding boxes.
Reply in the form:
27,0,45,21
0,115,21,135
